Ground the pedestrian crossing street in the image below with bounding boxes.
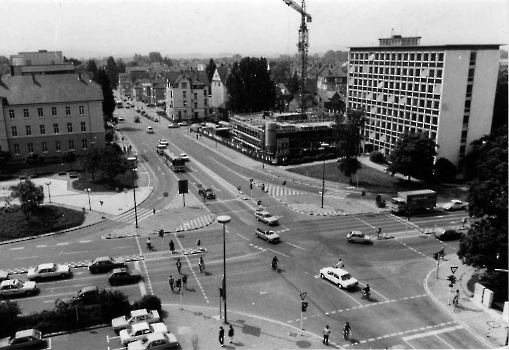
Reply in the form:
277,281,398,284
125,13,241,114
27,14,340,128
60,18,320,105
175,214,215,232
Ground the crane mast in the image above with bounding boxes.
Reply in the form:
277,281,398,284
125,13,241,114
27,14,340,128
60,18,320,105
282,0,311,108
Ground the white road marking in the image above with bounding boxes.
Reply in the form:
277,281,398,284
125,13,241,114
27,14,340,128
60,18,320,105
402,325,463,341
286,242,305,250
56,242,69,246
36,245,47,248
63,251,88,255
10,247,24,250
135,261,147,296
14,255,38,260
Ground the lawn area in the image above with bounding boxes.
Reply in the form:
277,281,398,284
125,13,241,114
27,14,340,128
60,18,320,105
71,171,136,192
0,205,85,241
287,162,448,195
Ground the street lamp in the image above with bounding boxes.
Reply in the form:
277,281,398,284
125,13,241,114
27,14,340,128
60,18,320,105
84,188,92,210
99,200,104,218
127,157,138,228
45,182,52,203
217,215,231,324
321,143,329,208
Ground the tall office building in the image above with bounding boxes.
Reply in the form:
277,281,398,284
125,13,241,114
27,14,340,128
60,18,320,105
348,35,500,172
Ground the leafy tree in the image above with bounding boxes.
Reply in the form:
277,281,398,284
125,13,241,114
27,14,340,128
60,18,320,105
491,68,507,133
333,109,365,184
287,70,300,95
0,301,21,338
105,56,118,89
86,59,98,78
116,59,126,74
80,148,101,180
270,60,291,84
225,57,275,113
11,179,44,219
60,151,77,170
99,144,127,183
63,56,82,66
148,52,163,63
0,150,12,171
433,157,456,183
369,151,384,163
205,58,217,83
97,68,115,118
24,153,45,175
388,132,437,180
128,60,139,67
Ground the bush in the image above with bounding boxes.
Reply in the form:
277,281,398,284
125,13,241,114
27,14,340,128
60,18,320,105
0,301,22,338
434,157,457,183
369,151,385,163
301,156,313,163
325,152,336,160
131,295,162,314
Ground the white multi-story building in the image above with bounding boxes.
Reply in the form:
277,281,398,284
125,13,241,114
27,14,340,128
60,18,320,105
348,35,500,172
166,69,208,123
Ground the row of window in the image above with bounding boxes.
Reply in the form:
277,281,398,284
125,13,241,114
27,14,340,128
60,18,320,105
11,122,87,137
366,109,439,125
350,51,445,62
351,66,444,78
350,93,440,110
8,106,85,119
12,139,89,155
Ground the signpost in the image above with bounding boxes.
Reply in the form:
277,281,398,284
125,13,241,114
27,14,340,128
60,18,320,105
299,292,307,335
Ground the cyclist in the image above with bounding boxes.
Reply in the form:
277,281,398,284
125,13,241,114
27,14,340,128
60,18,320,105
362,284,371,299
343,322,352,340
453,289,460,306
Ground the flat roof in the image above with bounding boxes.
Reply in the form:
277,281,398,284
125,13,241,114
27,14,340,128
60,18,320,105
349,44,502,51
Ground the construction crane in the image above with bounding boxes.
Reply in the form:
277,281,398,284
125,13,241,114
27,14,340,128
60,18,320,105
282,0,312,109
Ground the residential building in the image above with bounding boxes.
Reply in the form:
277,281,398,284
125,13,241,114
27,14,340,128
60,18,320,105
348,35,500,172
313,91,345,112
317,62,348,93
0,73,105,159
166,69,208,123
9,50,75,76
275,83,292,113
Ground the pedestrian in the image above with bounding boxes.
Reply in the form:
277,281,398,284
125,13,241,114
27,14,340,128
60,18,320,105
176,258,182,274
181,275,188,290
169,240,175,254
335,259,344,268
196,239,201,247
199,256,205,273
440,247,445,259
175,278,181,293
219,326,225,347
153,208,156,214
228,325,234,343
168,276,174,292
323,325,330,345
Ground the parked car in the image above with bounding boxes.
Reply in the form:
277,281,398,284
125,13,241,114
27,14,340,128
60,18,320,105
178,121,188,126
127,332,178,350
0,329,43,349
27,263,72,281
108,268,142,285
112,309,161,333
71,285,104,305
0,279,38,299
168,123,179,128
434,228,462,241
255,211,279,226
255,228,280,243
120,322,168,345
88,256,127,273
180,153,189,162
346,231,371,244
319,267,358,289
442,200,468,211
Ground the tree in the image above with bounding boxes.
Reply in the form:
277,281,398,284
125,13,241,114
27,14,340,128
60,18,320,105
99,144,127,183
388,132,437,180
60,151,77,170
270,60,291,84
225,57,276,113
148,52,163,63
0,150,12,172
333,109,365,184
80,148,101,180
63,56,82,66
105,56,119,89
287,70,300,95
11,179,44,219
433,157,456,183
491,68,508,133
24,153,45,175
86,60,98,79
116,59,126,75
97,68,115,118
458,126,507,282
205,58,217,84
0,301,21,338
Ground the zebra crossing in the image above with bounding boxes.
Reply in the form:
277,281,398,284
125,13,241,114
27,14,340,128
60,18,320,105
175,214,216,232
264,185,303,197
102,225,139,239
289,203,346,216
113,207,153,224
165,193,203,210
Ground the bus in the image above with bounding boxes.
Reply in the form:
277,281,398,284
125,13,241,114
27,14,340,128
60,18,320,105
162,150,185,172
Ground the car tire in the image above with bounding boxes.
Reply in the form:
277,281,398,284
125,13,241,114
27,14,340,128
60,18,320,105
110,280,117,286
25,291,31,296
61,274,68,279
34,277,41,282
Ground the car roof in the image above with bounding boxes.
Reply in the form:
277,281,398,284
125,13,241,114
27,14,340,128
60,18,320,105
1,279,19,287
131,322,150,332
145,332,165,341
37,263,57,269
94,256,113,262
111,268,129,274
79,285,98,293
15,329,40,338
131,309,149,317
257,211,270,215
350,231,364,235
324,267,349,274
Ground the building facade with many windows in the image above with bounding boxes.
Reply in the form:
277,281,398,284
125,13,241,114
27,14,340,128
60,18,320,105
348,35,500,172
0,73,105,160
166,70,208,123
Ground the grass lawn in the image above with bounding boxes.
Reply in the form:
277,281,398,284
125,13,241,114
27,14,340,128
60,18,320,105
71,171,136,192
287,162,450,194
0,205,85,241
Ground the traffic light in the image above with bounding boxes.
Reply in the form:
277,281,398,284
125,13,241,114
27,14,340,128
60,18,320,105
158,229,164,237
301,301,308,312
250,183,253,190
433,252,439,260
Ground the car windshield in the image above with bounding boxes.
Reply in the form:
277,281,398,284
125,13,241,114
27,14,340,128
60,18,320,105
141,337,150,345
341,274,352,280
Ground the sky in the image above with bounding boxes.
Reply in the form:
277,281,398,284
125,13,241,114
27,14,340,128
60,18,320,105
2,0,508,59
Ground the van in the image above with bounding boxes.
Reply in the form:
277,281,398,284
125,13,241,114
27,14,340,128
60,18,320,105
156,144,166,155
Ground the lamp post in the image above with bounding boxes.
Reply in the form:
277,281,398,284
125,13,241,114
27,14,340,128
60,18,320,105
45,182,52,203
321,143,329,208
99,200,104,218
127,157,138,228
84,188,91,210
217,215,231,324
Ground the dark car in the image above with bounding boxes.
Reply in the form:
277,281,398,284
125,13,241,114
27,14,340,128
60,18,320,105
434,228,462,241
88,256,127,274
71,285,104,304
108,268,142,285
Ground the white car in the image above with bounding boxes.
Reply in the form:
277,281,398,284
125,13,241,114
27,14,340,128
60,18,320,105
119,322,168,345
127,332,179,350
158,139,168,146
168,123,179,128
27,263,72,281
255,211,279,226
0,279,38,298
346,231,371,244
319,267,358,289
146,126,154,133
255,228,281,243
112,309,161,332
442,200,468,211
118,116,124,121
180,153,189,162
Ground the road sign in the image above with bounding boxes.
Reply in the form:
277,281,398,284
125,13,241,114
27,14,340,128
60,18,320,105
300,292,307,300
451,266,458,274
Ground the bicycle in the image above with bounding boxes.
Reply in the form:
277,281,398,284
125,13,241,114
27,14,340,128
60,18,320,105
452,295,459,308
343,329,352,341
